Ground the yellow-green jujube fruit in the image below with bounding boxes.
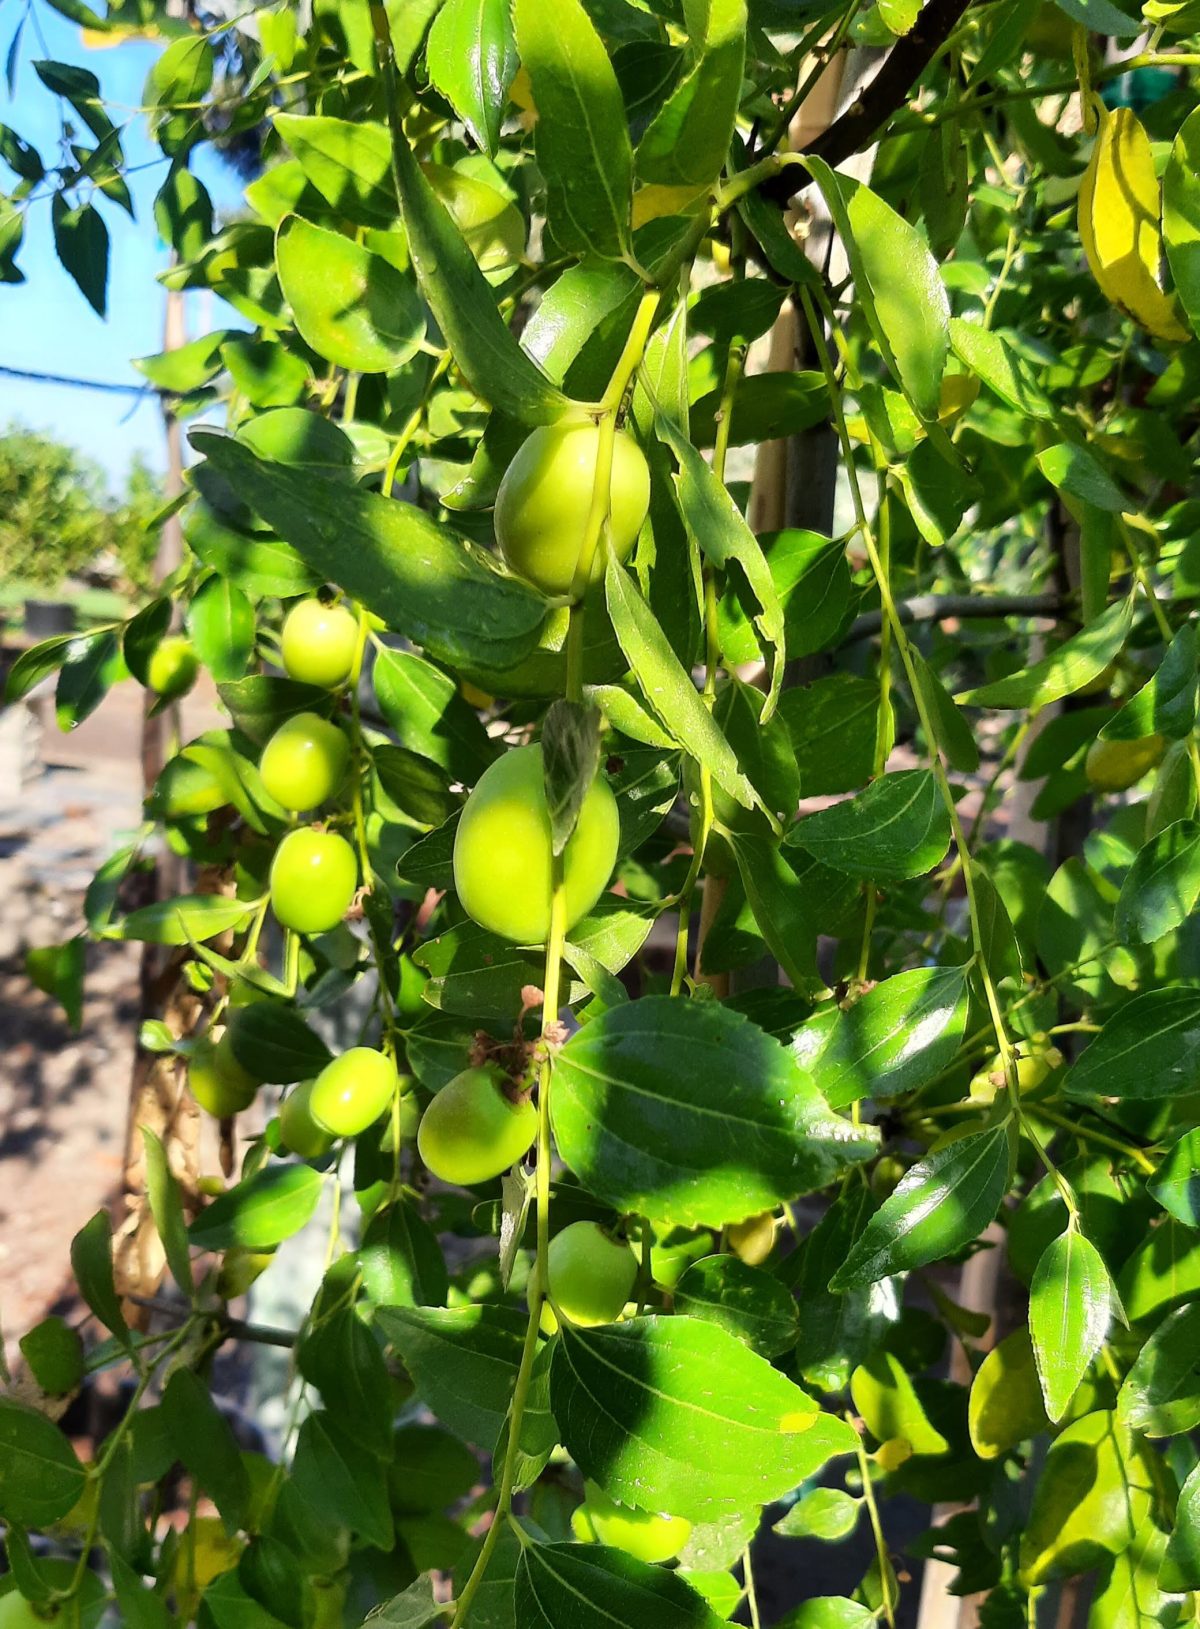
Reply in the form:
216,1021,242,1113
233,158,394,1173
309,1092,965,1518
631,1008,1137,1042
727,1211,777,1266
147,634,199,700
278,1079,334,1158
269,828,358,934
970,1040,1064,1103
416,1064,537,1186
494,423,651,597
1085,734,1166,791
543,1221,637,1327
259,712,351,812
280,599,360,689
189,1032,258,1117
453,744,619,945
571,1483,692,1564
309,1047,399,1138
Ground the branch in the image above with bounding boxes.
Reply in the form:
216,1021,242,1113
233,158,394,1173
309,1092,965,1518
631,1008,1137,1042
757,0,973,205
843,591,1068,644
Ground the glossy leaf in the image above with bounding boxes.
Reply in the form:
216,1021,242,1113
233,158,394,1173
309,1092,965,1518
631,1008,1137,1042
290,1410,392,1550
948,318,1053,419
192,432,548,673
55,630,122,731
1019,1411,1153,1585
1064,987,1200,1102
142,1128,194,1298
1100,623,1198,743
373,648,496,783
1029,1228,1116,1422
187,574,255,682
968,1328,1050,1458
70,1210,131,1346
674,1255,799,1358
958,594,1134,709
106,893,255,946
814,965,969,1109
276,216,423,371
1165,1463,1200,1590
375,1304,527,1450
787,770,951,881
517,1542,725,1629
1164,106,1200,337
274,113,395,225
1149,1129,1200,1226
1116,1303,1200,1436
851,1349,949,1455
636,0,747,190
832,1121,1014,1289
226,1003,332,1084
161,1369,251,1530
1116,820,1200,944
359,1202,449,1308
551,995,876,1227
551,1314,858,1520
426,0,517,157
189,1165,324,1250
513,0,632,261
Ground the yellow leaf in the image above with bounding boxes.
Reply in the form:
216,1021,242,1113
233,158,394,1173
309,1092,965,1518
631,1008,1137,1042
1079,106,1189,343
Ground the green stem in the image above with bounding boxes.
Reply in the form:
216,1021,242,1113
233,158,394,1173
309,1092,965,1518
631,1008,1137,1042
849,1415,897,1629
1035,1104,1156,1176
743,1544,762,1629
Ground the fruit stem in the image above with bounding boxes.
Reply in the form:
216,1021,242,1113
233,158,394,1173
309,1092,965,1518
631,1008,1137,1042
848,1412,898,1629
447,865,567,1629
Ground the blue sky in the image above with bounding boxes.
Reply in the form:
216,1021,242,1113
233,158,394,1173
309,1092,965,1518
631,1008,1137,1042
1,4,248,489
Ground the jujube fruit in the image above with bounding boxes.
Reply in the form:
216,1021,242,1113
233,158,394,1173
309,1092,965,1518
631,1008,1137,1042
269,828,358,934
259,712,351,812
453,744,619,945
189,1031,258,1117
278,1079,334,1158
280,599,359,689
309,1047,399,1137
417,1065,537,1186
147,635,199,700
970,1039,1064,1103
541,1221,637,1327
1085,734,1165,791
570,1482,692,1564
494,423,650,597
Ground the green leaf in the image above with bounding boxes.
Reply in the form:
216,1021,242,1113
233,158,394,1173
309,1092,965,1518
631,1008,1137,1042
373,648,496,782
70,1210,131,1347
55,630,122,731
225,1003,332,1084
674,1255,799,1358
1101,623,1198,743
948,318,1054,419
1117,1218,1200,1324
815,965,970,1109
142,1128,194,1298
375,1304,527,1451
1149,1129,1200,1226
186,575,255,682
25,937,85,1032
513,0,632,261
276,216,424,371
775,1487,861,1541
1163,106,1200,337
832,1120,1014,1289
185,506,318,599
107,894,255,946
0,1402,86,1527
192,433,548,674
909,647,979,772
787,769,951,881
517,1542,726,1629
1064,987,1200,1102
850,1350,949,1455
967,1328,1050,1459
1029,1228,1116,1422
1037,442,1127,512
1164,1463,1200,1590
970,861,1025,981
1118,1301,1200,1439
154,164,212,260
605,547,755,811
216,675,331,746
1019,1411,1153,1585
690,371,829,449
551,1314,857,1520
290,1410,393,1550
367,1576,446,1629
426,0,517,157
297,1307,392,1454
389,121,569,424
552,995,875,1227
1116,820,1200,944
373,743,458,827
542,699,603,856
636,0,747,190
3,632,79,703
189,1165,324,1250
145,35,213,109
51,194,108,316
161,1369,251,1531
958,594,1134,709
658,416,785,716
34,59,113,141
274,113,395,226
359,1201,449,1308
806,156,948,423
776,1601,876,1629
134,329,233,392
780,674,882,796
729,832,820,991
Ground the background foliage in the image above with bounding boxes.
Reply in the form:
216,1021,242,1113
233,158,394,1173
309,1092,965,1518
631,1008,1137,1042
3,1,1200,1628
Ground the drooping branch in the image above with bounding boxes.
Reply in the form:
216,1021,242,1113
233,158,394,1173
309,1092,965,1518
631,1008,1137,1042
757,0,974,205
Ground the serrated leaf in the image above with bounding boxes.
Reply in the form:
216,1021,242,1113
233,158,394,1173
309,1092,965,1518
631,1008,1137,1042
189,1165,324,1250
542,699,602,856
1064,987,1200,1102
517,1541,726,1629
1029,1228,1116,1422
375,1304,527,1450
787,769,951,881
958,594,1133,709
427,0,517,157
815,965,969,1109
